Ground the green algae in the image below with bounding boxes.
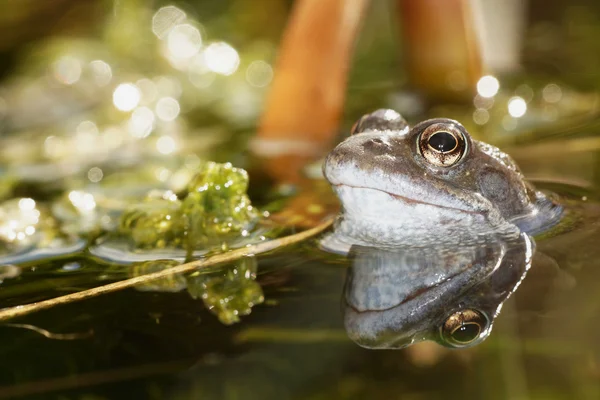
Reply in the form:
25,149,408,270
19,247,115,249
183,161,258,248
118,161,259,252
119,191,185,249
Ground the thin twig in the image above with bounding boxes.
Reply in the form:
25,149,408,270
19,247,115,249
0,218,333,322
1,323,93,340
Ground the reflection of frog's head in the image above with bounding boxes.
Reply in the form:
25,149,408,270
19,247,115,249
343,234,533,349
321,109,560,254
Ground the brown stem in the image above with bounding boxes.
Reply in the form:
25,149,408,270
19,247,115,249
398,0,483,102
254,0,370,181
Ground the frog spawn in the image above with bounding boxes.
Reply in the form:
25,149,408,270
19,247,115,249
0,161,265,325
90,161,262,262
95,162,264,324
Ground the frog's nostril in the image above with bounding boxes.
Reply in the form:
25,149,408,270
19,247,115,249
362,138,387,152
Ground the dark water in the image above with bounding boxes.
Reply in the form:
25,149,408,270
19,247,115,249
0,167,598,400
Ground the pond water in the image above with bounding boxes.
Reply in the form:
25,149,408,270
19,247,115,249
1,1,600,399
0,130,598,400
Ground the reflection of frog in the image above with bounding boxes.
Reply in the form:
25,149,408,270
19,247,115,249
344,234,532,349
320,109,562,254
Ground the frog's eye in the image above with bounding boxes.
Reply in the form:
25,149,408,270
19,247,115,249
440,309,488,348
418,123,467,167
351,109,409,135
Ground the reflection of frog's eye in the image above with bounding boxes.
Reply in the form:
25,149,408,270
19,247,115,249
418,123,467,167
440,309,488,348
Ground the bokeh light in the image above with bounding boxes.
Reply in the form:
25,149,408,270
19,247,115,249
0,198,41,244
88,167,104,183
77,120,99,135
473,95,494,110
156,136,177,154
53,56,82,85
476,75,500,98
473,109,490,125
128,107,155,138
68,190,97,212
246,61,273,87
515,84,534,103
167,24,202,59
113,83,141,111
204,42,240,76
44,136,65,159
75,120,99,153
508,96,527,118
18,198,36,212
155,97,180,121
152,6,187,39
89,60,112,86
542,83,562,103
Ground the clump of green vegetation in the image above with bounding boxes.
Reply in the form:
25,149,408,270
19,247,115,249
186,257,264,325
115,162,264,325
183,162,258,248
119,191,185,249
119,161,259,251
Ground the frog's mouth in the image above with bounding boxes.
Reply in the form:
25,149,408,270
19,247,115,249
334,183,481,215
323,153,486,216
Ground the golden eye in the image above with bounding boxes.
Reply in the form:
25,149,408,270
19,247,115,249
440,309,487,347
418,123,467,167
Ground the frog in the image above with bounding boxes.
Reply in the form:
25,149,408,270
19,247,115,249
320,108,563,255
320,109,563,349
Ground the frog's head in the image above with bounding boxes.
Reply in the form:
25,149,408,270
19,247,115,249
321,109,550,253
325,108,536,222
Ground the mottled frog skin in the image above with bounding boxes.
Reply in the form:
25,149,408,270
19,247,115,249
321,109,562,255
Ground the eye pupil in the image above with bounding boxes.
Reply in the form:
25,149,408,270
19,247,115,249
428,131,457,153
451,323,481,344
